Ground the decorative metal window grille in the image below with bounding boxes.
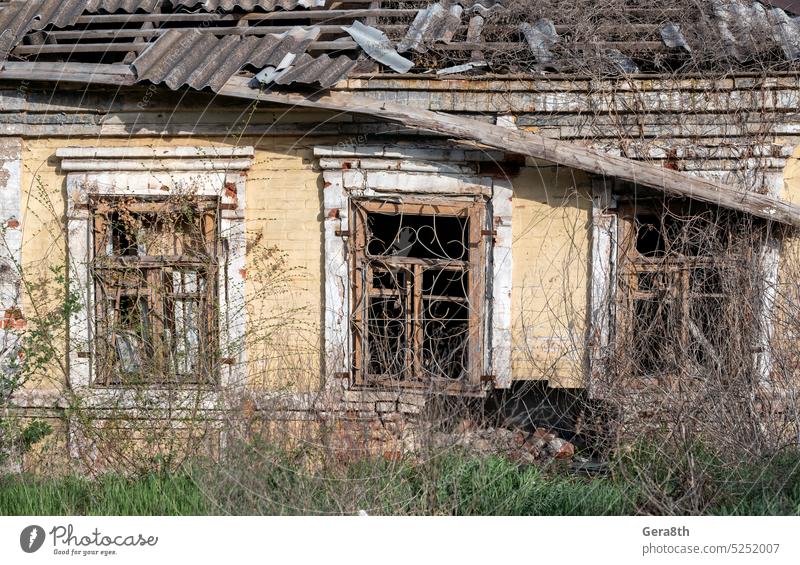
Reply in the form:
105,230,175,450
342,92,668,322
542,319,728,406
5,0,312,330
351,200,485,390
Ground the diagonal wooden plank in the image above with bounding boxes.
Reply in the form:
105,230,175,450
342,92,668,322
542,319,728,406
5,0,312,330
219,76,800,227
1,62,799,226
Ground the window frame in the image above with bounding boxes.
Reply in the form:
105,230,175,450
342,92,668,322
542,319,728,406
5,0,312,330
317,144,514,393
90,197,221,386
614,201,740,380
59,145,251,392
350,198,486,391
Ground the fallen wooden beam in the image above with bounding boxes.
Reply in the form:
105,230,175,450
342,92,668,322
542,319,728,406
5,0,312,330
218,76,800,227
1,62,799,226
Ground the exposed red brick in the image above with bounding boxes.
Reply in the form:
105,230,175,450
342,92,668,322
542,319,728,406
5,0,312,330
4,307,23,320
554,441,575,460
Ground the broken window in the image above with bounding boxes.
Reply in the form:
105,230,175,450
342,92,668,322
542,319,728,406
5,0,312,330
617,203,739,378
352,200,485,389
91,198,218,385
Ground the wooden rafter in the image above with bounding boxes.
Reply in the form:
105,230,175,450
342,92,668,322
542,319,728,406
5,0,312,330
2,62,799,227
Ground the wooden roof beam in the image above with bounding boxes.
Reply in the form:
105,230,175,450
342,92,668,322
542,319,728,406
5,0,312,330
0,62,798,227
218,76,800,227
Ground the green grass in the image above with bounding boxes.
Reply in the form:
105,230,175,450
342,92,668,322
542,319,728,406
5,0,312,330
0,454,637,516
0,472,208,515
2,448,800,515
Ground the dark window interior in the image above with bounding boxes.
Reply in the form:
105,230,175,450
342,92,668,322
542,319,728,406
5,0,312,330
359,207,475,385
624,207,734,377
93,200,217,386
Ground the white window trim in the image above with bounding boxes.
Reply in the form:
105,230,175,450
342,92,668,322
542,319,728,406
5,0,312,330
316,144,513,390
57,146,252,393
0,138,23,379
588,176,618,399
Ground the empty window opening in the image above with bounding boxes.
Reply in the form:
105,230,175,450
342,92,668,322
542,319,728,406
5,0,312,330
619,204,738,378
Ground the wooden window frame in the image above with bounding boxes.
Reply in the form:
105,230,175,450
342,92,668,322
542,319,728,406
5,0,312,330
350,198,486,392
615,201,738,380
90,197,220,386
59,145,252,394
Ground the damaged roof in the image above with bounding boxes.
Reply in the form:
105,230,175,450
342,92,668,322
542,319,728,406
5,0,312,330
132,26,357,90
3,2,800,227
1,0,800,87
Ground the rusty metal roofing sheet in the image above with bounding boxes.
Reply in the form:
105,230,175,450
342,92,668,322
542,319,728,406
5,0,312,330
398,2,463,53
170,0,325,10
132,26,351,91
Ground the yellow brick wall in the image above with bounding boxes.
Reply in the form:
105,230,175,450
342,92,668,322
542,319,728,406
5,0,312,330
510,164,591,388
783,145,800,205
19,137,592,392
18,138,70,392
20,136,328,393
775,148,800,377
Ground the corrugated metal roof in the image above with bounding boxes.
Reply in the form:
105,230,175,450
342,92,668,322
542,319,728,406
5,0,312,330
0,0,86,33
0,2,33,61
0,0,90,61
2,0,800,80
0,0,159,61
170,0,325,10
133,27,352,90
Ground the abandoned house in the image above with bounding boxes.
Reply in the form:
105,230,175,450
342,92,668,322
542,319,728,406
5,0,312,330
3,0,800,467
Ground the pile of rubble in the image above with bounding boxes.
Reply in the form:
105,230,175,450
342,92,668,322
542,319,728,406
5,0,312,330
426,422,578,466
